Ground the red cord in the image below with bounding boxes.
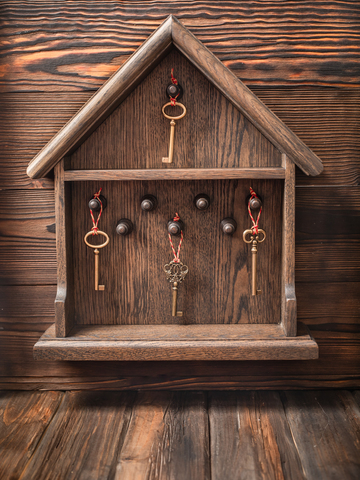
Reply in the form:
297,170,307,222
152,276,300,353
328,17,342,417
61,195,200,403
247,187,262,234
168,212,183,263
170,69,179,106
89,188,103,235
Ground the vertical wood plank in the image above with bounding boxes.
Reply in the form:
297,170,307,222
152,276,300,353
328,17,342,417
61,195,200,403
209,391,305,480
281,154,296,336
20,391,135,480
0,391,63,480
54,159,74,337
282,390,360,480
115,391,210,480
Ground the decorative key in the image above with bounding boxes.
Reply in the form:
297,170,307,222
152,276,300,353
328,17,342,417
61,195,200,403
163,260,189,316
161,102,187,164
84,230,109,291
243,228,266,296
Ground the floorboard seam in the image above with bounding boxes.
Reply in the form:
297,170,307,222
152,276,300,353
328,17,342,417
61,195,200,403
17,391,66,480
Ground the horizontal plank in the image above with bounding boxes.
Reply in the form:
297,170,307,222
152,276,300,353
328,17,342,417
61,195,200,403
297,282,360,325
64,168,286,181
0,286,56,317
33,323,318,361
1,1,359,92
0,375,359,391
0,190,56,285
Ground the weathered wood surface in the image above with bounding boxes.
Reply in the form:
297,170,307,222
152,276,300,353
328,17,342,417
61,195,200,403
0,0,359,388
115,392,210,480
1,1,359,91
19,391,135,480
3,390,360,479
0,390,63,480
71,180,282,327
209,391,305,480
282,390,360,480
1,88,358,189
26,21,322,178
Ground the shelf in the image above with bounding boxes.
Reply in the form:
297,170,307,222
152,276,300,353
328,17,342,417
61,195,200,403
34,323,318,361
64,168,286,181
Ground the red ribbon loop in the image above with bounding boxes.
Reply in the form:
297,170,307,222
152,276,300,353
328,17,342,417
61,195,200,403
168,212,183,263
248,187,262,235
89,188,103,235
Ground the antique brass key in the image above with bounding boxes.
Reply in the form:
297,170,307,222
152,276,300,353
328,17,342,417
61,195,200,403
163,260,188,316
84,230,109,291
162,102,187,164
243,228,266,296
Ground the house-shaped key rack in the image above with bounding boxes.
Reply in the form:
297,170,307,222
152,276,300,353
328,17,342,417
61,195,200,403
27,16,323,361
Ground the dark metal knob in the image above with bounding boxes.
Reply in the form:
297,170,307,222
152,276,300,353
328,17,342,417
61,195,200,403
220,218,237,235
246,194,262,210
88,195,107,211
116,219,133,236
168,219,184,236
166,83,183,100
141,195,157,212
194,194,210,211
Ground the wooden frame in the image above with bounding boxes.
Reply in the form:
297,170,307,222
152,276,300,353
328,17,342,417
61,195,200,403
29,16,322,361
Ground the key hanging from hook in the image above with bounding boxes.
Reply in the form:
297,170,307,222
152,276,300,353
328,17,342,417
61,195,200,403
162,70,186,164
163,213,188,316
243,188,266,296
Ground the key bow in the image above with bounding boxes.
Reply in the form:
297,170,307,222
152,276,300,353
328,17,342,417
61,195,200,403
243,228,266,244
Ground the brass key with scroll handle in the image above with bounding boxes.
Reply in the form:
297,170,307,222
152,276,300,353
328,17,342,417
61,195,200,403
163,260,188,316
84,230,109,291
161,102,187,164
243,228,266,296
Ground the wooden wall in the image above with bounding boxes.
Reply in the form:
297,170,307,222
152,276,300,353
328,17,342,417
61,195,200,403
0,0,359,389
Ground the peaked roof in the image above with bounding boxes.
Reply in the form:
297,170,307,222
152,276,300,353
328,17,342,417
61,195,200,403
27,15,323,179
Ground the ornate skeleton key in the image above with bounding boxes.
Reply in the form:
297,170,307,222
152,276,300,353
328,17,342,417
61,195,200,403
161,102,187,164
84,230,109,291
243,228,266,296
163,260,188,316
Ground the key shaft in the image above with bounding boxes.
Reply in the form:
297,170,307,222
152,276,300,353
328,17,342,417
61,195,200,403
162,120,176,163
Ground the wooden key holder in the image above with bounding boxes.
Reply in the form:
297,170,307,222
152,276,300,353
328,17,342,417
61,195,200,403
26,16,322,362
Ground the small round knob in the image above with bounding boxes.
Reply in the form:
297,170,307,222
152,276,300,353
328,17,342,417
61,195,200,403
167,219,184,236
194,194,210,211
220,218,237,235
88,195,107,212
166,83,183,100
246,194,262,210
141,195,157,212
116,219,133,236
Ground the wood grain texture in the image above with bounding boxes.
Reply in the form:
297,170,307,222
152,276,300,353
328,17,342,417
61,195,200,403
281,156,296,336
209,391,305,480
282,390,360,480
71,180,282,326
172,19,322,176
115,392,210,480
33,323,318,361
1,88,358,189
0,189,56,285
54,160,74,337
65,48,282,174
20,391,135,480
26,20,323,178
0,390,63,480
1,1,359,92
64,168,286,181
0,0,359,388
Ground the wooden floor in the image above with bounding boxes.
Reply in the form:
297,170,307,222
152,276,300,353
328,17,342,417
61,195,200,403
0,390,359,480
